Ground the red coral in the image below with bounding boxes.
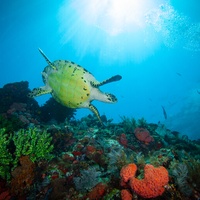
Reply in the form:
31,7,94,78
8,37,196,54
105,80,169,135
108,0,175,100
51,171,60,180
62,152,75,162
86,145,96,154
85,183,107,200
120,163,137,183
129,164,169,198
121,189,132,200
119,133,128,147
134,127,154,144
0,190,11,200
72,151,82,156
0,180,11,200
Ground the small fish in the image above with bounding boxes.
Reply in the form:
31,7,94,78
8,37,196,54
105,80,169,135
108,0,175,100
197,90,200,94
176,72,182,76
161,105,167,120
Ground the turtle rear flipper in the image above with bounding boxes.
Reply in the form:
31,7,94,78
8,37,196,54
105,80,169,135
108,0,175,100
91,75,122,87
28,86,52,98
89,103,103,125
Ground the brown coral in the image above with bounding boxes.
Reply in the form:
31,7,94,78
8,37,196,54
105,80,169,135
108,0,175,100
11,156,35,197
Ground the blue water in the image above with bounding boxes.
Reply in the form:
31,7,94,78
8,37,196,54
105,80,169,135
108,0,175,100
1,0,200,139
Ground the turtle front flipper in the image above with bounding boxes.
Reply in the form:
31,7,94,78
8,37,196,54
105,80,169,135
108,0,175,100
89,103,103,125
91,75,122,87
28,86,52,98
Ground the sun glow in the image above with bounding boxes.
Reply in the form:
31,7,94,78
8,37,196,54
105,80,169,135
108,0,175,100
58,0,200,63
70,0,157,35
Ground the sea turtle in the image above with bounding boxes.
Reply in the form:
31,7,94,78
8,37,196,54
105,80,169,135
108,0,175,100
28,49,122,124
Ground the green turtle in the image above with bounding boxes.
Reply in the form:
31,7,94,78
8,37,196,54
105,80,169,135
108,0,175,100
28,49,122,124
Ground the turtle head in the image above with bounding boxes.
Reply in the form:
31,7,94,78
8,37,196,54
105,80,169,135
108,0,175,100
105,93,117,103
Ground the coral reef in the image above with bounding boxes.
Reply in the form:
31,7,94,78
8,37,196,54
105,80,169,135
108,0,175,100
129,164,169,198
85,182,107,200
7,102,39,127
186,158,200,193
87,183,107,200
48,178,68,200
103,188,120,199
13,128,54,164
0,114,24,133
0,81,40,116
0,81,76,127
134,127,154,144
120,163,137,183
11,156,35,197
119,116,137,133
118,133,128,147
73,167,101,191
0,129,12,180
0,190,11,200
0,127,54,181
0,82,200,200
39,97,76,123
0,179,11,200
120,163,169,199
172,163,192,196
121,189,133,200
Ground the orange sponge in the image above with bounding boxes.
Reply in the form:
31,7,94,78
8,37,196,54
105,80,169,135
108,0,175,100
129,164,169,198
120,163,137,183
121,189,133,200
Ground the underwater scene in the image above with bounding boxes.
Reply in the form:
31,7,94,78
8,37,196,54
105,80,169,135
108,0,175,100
0,0,200,199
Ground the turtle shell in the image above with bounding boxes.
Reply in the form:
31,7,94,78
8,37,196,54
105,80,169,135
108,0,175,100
43,60,96,109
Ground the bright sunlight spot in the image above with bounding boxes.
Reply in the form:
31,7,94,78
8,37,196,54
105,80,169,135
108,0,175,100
70,0,158,35
58,0,200,63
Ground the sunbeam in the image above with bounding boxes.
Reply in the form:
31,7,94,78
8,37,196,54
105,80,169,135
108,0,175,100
58,0,200,63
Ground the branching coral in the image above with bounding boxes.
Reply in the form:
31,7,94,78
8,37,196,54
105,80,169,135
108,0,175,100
0,128,12,180
13,128,54,164
172,163,193,196
186,158,200,193
0,127,54,180
137,117,148,128
107,148,128,171
120,116,137,133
